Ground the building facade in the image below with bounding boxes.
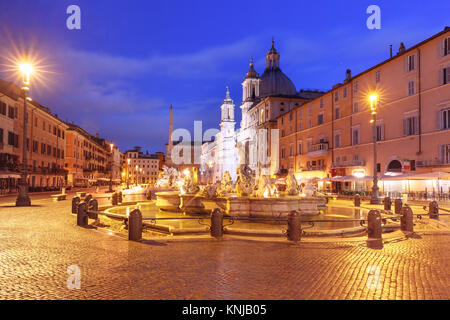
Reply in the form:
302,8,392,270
200,41,322,183
124,147,160,185
0,80,68,192
278,27,450,194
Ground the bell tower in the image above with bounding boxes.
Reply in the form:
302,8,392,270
220,87,237,181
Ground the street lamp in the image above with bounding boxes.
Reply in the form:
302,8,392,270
126,158,130,189
108,143,114,192
369,93,380,205
16,63,34,207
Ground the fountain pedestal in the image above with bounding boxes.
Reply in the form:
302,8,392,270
155,191,181,211
179,194,208,214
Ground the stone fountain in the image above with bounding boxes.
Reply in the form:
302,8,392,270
155,166,182,211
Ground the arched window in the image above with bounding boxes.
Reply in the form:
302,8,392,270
387,160,402,172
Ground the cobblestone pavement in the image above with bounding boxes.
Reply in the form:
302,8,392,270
0,198,449,300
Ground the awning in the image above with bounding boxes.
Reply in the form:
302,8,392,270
0,173,21,179
381,171,450,181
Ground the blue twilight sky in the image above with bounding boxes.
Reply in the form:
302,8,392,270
0,0,448,153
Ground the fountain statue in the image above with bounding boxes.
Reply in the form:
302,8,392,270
302,180,318,197
181,168,199,194
286,169,300,196
155,166,181,189
235,164,255,197
218,171,234,196
253,174,275,198
200,183,219,199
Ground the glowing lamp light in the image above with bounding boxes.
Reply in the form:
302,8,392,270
183,169,190,176
19,63,33,86
353,169,366,179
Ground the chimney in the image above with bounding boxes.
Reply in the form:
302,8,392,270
345,69,351,82
398,42,406,55
389,45,393,58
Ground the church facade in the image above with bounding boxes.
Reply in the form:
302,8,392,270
200,41,323,183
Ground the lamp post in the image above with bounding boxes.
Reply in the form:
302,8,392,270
369,94,380,205
16,63,33,207
126,158,130,189
108,143,114,192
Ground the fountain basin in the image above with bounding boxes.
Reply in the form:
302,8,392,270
155,191,181,211
179,194,208,214
224,196,320,217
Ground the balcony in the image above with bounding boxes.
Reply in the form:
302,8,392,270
416,159,449,167
307,143,329,158
332,160,366,169
301,165,325,172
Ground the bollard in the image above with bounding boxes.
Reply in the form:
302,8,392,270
72,196,81,214
394,198,402,214
383,196,391,211
429,201,439,220
210,209,224,238
111,192,118,206
87,199,98,220
366,210,382,248
354,194,361,207
77,202,89,227
128,209,142,241
85,194,93,204
400,206,414,233
118,191,123,204
287,211,302,242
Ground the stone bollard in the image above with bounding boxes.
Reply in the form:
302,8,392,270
394,198,402,214
85,194,93,204
111,192,118,206
210,209,224,238
72,196,81,214
128,209,142,241
383,197,391,211
400,206,414,233
354,194,361,207
77,202,89,227
87,199,99,220
287,211,302,242
429,201,439,220
118,191,123,204
366,210,382,248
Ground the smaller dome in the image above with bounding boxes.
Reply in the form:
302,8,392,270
245,58,258,79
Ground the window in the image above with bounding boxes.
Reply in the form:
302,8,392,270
35,117,38,127
308,104,312,114
317,113,324,125
335,107,340,120
289,112,293,121
307,139,312,152
320,98,324,108
8,106,14,119
281,148,285,159
289,144,293,157
343,87,347,98
376,123,385,141
298,141,303,155
408,80,415,95
353,102,359,114
407,54,416,71
352,127,360,145
442,37,450,57
353,81,359,93
0,102,6,115
439,144,450,164
403,115,419,136
375,70,381,83
8,131,18,147
281,117,284,125
440,108,450,130
281,129,285,137
334,91,339,102
308,119,312,128
334,132,341,148
441,67,450,85
0,128,3,145
298,109,302,119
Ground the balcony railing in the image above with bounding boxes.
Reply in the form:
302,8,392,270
416,159,449,167
301,165,325,172
307,143,329,158
331,160,366,169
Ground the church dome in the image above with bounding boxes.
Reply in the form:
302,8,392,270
259,40,297,97
259,69,297,97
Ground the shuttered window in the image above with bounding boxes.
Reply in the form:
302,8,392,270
403,115,419,136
